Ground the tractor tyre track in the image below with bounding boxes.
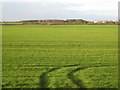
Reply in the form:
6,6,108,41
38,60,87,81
39,64,80,88
39,68,59,88
39,64,112,88
67,65,113,88
67,67,86,88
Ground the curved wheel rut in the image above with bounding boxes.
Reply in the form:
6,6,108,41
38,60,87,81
39,68,59,88
67,65,113,88
39,64,80,88
67,67,86,88
39,64,113,88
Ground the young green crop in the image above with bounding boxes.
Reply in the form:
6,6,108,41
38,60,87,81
2,25,118,88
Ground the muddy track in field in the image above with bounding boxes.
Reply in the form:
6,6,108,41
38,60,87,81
67,65,113,88
39,64,80,88
39,68,59,88
39,64,112,88
67,67,86,88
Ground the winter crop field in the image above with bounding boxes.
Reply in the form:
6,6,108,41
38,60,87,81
2,25,118,88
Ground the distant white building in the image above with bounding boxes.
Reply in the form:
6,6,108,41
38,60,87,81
102,21,106,24
94,21,98,24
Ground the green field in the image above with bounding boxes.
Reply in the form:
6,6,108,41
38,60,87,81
2,25,118,88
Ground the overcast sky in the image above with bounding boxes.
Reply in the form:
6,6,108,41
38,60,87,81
0,0,119,21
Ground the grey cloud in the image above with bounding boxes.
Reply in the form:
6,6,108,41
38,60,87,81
2,2,118,21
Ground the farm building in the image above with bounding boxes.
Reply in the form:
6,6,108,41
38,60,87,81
89,21,119,25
